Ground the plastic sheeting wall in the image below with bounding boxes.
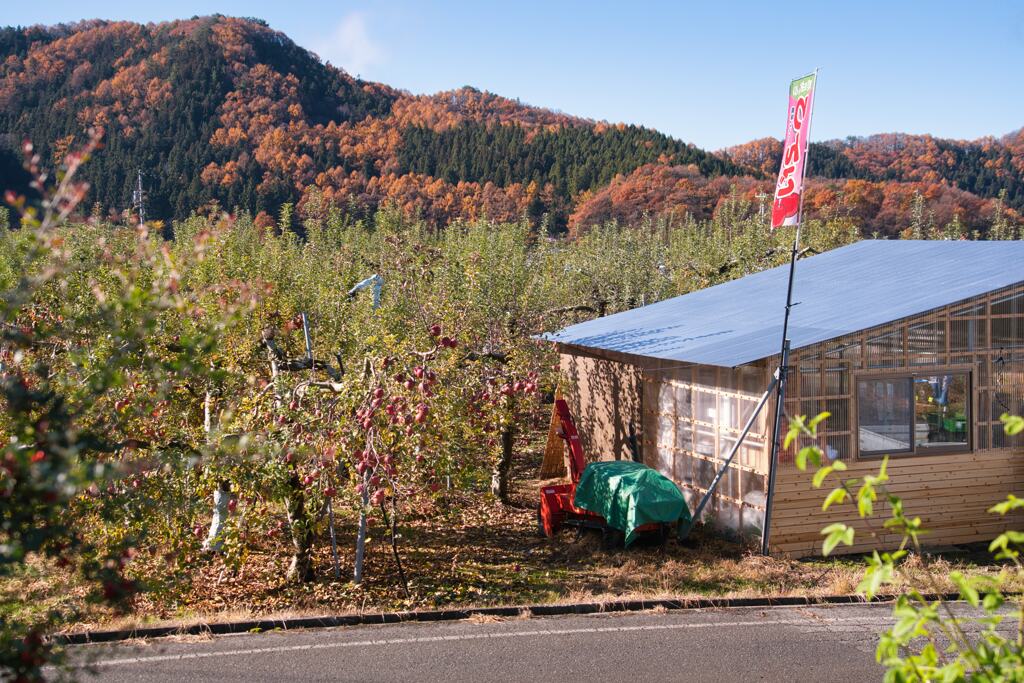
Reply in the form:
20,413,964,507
640,363,771,541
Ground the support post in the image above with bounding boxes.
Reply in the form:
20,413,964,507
761,339,791,555
301,312,313,361
761,226,802,557
327,499,341,580
354,469,370,584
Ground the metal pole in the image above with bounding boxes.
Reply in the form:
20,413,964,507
327,499,341,580
301,312,313,361
354,470,370,584
761,68,818,556
679,372,778,540
300,310,340,578
761,339,791,555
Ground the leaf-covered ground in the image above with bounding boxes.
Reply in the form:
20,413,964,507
5,444,1017,635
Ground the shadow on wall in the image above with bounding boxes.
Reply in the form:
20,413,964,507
560,352,642,463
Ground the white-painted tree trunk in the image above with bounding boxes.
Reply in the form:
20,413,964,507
201,388,231,552
203,485,229,552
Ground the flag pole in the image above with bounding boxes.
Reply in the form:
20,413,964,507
760,68,818,556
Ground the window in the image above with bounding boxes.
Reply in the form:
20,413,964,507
857,372,970,457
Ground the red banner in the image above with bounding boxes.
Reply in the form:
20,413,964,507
771,73,816,229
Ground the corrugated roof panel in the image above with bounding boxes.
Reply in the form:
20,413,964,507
543,240,1024,367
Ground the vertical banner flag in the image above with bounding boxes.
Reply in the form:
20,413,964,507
770,73,817,229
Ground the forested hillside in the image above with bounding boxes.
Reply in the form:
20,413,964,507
721,133,1024,209
0,16,744,231
2,15,1023,235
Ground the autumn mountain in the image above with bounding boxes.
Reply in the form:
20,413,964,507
1,16,1022,234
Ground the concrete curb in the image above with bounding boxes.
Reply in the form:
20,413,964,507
54,591,962,645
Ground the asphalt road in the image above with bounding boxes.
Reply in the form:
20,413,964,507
70,603,899,682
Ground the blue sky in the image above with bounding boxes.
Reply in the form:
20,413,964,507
7,1,1023,149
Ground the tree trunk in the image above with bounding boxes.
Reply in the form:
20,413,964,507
381,500,410,599
491,425,514,504
201,388,231,552
203,481,230,552
285,469,313,582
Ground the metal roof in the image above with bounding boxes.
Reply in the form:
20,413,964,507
544,240,1024,368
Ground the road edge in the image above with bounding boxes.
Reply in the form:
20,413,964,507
53,591,960,645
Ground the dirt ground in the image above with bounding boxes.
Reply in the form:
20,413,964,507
6,442,1016,635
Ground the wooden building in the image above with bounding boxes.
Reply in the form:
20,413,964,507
545,240,1024,556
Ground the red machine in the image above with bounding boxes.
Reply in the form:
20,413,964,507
537,399,664,541
536,399,605,537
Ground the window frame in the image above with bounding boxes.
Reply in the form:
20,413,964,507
854,366,973,460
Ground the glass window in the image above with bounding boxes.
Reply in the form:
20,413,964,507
914,375,969,450
857,372,971,457
857,378,913,454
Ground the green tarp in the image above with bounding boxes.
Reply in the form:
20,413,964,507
573,461,691,546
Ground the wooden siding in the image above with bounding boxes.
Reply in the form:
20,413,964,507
559,349,644,462
768,448,1024,557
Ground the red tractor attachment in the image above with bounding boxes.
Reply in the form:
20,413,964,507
537,399,667,542
536,399,604,538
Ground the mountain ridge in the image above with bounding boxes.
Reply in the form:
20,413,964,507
1,16,1021,234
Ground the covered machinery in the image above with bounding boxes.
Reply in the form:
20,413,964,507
537,399,689,546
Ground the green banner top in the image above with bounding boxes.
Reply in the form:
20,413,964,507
789,73,816,99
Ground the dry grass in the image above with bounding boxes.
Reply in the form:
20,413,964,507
466,613,504,624
6,441,1021,635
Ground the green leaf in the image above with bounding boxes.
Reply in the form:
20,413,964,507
856,481,878,518
982,591,1004,611
808,411,831,431
822,487,848,511
989,494,1024,516
812,464,834,488
1000,413,1024,436
949,571,979,607
796,446,821,471
821,522,855,556
858,493,874,518
784,416,806,450
857,550,895,599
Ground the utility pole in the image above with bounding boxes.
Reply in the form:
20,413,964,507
131,169,146,224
